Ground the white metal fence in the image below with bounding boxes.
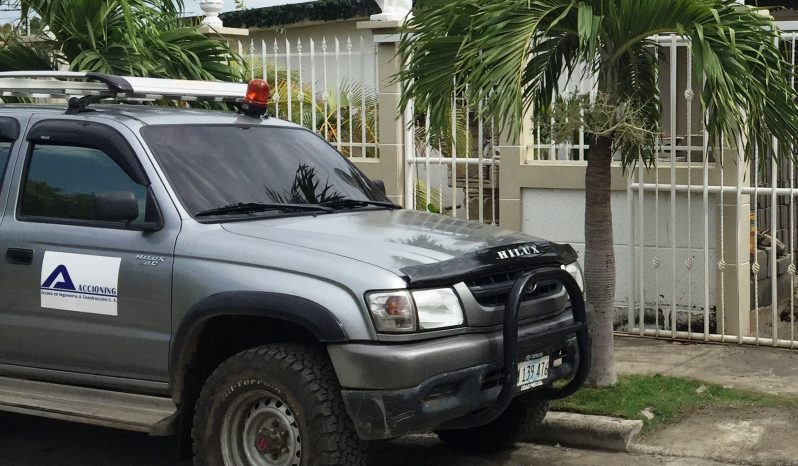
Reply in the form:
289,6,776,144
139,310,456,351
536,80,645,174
238,35,379,158
405,101,502,225
620,30,798,348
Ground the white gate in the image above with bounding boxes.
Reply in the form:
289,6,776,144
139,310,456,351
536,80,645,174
621,30,798,348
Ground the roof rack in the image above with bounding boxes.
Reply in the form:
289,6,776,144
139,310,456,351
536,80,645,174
0,71,248,103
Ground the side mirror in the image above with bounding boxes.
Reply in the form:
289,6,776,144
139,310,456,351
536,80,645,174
94,191,139,222
372,179,387,195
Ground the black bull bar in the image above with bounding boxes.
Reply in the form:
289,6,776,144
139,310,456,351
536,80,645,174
455,267,591,429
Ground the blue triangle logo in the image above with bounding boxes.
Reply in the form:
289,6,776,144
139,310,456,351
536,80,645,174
41,264,76,291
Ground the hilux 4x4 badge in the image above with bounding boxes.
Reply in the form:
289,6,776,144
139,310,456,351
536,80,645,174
40,251,121,316
496,244,541,260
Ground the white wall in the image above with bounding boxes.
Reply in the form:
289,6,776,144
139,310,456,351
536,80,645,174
521,188,718,311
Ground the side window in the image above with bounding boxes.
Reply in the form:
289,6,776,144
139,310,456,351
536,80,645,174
19,145,149,224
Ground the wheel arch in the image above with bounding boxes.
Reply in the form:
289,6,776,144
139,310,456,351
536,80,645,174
169,291,349,404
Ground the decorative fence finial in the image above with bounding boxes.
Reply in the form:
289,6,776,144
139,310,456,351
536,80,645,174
200,0,224,28
371,0,412,21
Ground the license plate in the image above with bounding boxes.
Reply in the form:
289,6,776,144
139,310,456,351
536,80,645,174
517,354,550,391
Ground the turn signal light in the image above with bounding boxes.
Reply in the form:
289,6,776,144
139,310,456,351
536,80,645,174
240,79,270,117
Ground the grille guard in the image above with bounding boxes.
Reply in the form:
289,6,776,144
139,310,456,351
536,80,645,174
455,267,591,428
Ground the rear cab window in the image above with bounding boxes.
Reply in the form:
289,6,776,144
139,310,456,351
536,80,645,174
0,116,21,191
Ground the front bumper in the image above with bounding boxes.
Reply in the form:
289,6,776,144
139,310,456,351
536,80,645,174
331,268,590,441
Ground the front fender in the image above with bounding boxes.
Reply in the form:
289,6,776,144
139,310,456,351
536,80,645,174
169,291,348,401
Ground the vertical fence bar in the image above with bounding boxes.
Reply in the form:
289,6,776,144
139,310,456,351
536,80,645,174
771,142,779,344
405,97,416,209
792,157,796,347
735,136,744,344
373,40,380,154
360,36,367,158
273,39,280,120
335,37,342,152
490,117,497,226
627,163,636,333
638,151,646,336
310,38,318,134
297,39,305,128
478,98,485,223
249,39,255,80
286,37,293,123
260,39,267,86
425,110,432,212
685,49,694,339
791,34,796,348
669,35,678,336
347,37,354,156
718,138,726,338
654,135,661,336
703,128,711,340
451,90,458,218
753,146,760,343
464,90,471,221
322,38,329,141
652,43,662,337
260,39,267,80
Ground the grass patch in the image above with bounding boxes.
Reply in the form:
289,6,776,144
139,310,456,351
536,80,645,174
551,374,798,434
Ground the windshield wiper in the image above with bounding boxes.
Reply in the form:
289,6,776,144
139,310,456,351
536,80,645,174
319,199,401,210
195,202,334,217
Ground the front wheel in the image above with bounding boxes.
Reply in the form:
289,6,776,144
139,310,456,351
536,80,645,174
436,397,549,452
192,344,367,466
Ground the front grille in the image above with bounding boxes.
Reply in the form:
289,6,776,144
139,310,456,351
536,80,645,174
467,270,561,307
480,368,504,391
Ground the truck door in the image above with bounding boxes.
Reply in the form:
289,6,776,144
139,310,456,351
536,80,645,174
0,116,178,386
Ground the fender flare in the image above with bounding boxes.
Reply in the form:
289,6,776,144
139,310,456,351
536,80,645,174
169,291,348,401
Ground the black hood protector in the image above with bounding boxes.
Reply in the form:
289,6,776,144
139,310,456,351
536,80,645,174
400,241,578,288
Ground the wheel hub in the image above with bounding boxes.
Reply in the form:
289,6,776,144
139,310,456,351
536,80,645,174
221,391,302,466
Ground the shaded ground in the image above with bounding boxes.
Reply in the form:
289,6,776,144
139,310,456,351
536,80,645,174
0,412,727,466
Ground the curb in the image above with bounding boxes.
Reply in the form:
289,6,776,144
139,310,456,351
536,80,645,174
523,411,643,452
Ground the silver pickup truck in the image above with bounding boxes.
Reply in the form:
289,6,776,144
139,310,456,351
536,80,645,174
0,72,589,466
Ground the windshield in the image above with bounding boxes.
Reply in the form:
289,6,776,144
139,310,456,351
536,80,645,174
140,125,388,218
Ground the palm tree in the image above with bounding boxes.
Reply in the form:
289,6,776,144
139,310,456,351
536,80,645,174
0,0,240,81
399,0,798,386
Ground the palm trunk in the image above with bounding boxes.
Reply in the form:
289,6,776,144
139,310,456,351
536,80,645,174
584,134,618,387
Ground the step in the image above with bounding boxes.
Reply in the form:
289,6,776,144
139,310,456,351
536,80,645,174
0,376,177,435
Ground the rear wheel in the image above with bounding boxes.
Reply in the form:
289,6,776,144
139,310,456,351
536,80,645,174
436,397,549,452
192,344,367,466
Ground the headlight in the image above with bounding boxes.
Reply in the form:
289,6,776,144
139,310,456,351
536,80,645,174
562,261,584,291
366,288,464,333
412,288,464,330
366,291,417,333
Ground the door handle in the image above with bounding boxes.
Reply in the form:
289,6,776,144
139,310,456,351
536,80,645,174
6,248,33,265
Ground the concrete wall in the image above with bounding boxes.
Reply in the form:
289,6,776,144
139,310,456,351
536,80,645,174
521,187,718,309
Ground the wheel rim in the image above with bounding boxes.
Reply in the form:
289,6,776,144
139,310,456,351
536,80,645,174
220,390,302,466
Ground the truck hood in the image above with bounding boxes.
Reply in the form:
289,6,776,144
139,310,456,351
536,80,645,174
222,210,577,286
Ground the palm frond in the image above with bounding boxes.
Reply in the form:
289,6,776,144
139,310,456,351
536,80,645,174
400,0,798,167
3,0,241,82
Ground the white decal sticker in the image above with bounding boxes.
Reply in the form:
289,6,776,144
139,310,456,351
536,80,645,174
40,252,121,316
